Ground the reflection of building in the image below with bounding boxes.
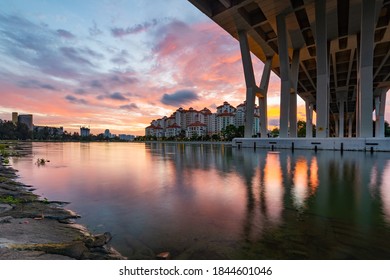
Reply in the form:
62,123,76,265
12,112,34,131
80,127,90,137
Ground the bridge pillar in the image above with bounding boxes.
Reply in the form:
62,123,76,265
305,102,313,138
348,114,354,137
259,57,272,138
337,92,347,137
289,49,300,138
238,30,256,138
358,0,376,137
315,0,329,138
276,13,290,138
375,89,387,137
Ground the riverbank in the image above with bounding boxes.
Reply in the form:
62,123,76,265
0,143,126,260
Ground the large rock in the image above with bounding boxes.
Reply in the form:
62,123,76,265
0,203,12,214
85,232,112,248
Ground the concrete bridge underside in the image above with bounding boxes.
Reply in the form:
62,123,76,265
189,0,390,141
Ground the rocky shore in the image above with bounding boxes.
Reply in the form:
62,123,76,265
0,143,126,260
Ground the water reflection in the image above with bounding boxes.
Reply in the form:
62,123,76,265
263,152,284,224
9,142,390,259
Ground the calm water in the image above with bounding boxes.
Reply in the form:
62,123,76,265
10,142,390,259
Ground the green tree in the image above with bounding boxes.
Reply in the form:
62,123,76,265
270,127,279,138
385,121,390,137
15,122,31,140
297,120,306,137
211,134,221,141
0,121,16,140
221,124,240,141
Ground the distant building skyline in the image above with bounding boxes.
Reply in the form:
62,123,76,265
5,112,135,139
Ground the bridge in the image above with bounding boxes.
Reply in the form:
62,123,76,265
189,0,390,148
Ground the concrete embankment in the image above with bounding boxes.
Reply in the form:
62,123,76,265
0,143,125,260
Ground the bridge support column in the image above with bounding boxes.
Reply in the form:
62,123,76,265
375,89,387,137
358,0,376,137
238,30,256,138
315,0,329,138
259,57,272,138
277,13,291,138
289,49,300,138
337,92,346,137
305,102,313,138
348,114,353,137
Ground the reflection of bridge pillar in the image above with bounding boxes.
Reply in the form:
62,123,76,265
238,30,256,138
375,89,387,137
259,57,272,138
305,101,313,138
277,13,290,138
315,0,329,138
289,49,300,138
358,0,376,137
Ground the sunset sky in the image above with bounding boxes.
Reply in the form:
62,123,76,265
1,0,310,135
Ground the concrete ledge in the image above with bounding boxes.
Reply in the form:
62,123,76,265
232,137,390,152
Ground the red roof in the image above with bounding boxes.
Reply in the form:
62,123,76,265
167,123,181,129
188,121,207,127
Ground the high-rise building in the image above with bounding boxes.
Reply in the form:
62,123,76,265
18,114,33,131
80,127,90,137
12,112,18,124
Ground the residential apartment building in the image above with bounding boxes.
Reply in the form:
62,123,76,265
145,101,261,138
186,121,207,138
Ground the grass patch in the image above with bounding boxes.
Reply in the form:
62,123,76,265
0,195,21,204
0,143,11,160
0,176,9,183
